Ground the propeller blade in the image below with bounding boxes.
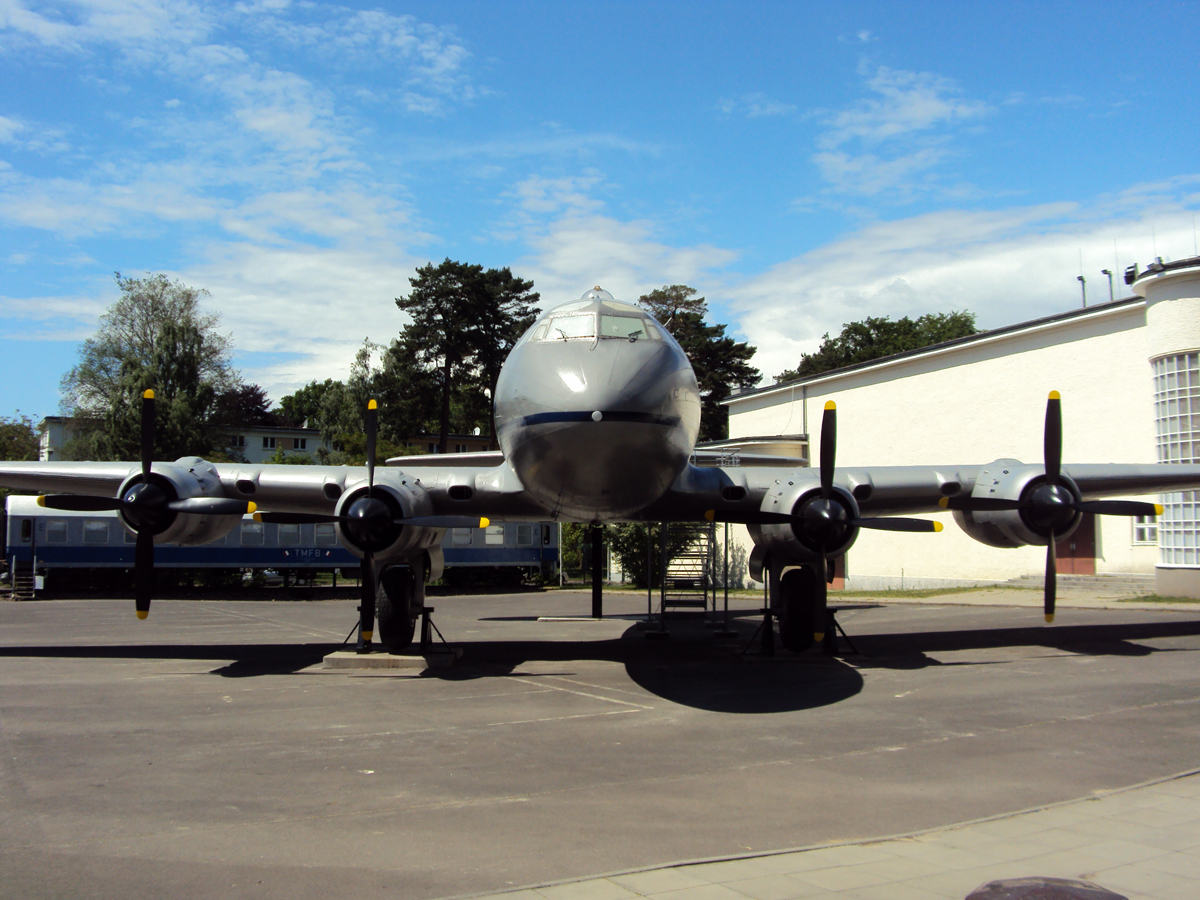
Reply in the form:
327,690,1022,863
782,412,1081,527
1044,529,1057,623
365,398,378,495
819,401,836,498
1044,391,1062,483
135,529,154,620
358,552,376,652
939,496,1023,512
1072,499,1163,518
37,494,124,512
853,517,944,533
254,511,340,525
813,549,828,644
141,389,155,483
395,515,491,529
167,498,257,516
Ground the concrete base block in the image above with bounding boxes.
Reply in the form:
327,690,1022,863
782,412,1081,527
322,648,462,670
1156,567,1200,599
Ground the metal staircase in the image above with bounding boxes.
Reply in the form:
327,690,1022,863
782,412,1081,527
8,563,36,600
661,522,716,612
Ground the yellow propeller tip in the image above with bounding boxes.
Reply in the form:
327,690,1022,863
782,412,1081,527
1045,613,1055,623
1154,504,1164,514
143,389,155,399
247,501,257,514
252,512,262,523
938,497,949,509
368,399,378,410
704,510,716,521
1048,390,1060,400
479,517,490,528
136,610,149,620
361,630,373,641
824,401,836,411
932,521,943,532
36,495,46,507
813,632,825,642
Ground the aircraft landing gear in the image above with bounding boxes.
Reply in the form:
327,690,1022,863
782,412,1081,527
377,565,419,651
777,566,818,653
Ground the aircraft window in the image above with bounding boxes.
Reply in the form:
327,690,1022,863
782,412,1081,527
600,315,648,340
601,300,642,313
485,524,505,545
46,520,67,543
242,520,265,545
278,523,301,546
83,520,108,544
547,314,595,340
315,523,337,545
452,527,474,545
551,299,592,313
531,323,549,342
645,324,662,340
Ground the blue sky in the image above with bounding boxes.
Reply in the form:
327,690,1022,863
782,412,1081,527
2,0,1198,422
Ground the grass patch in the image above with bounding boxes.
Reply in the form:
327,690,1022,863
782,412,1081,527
836,585,1035,600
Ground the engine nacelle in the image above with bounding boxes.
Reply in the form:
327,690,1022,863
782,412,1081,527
117,458,241,546
748,477,861,575
333,480,443,562
952,459,1083,548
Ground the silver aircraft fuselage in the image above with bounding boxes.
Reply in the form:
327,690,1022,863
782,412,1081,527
494,288,701,522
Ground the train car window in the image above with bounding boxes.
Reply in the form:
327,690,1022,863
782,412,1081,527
83,521,108,544
241,520,265,545
484,524,505,545
315,523,337,545
516,524,533,546
451,527,473,545
20,519,31,542
278,523,301,546
124,529,136,544
46,520,67,543
543,524,553,545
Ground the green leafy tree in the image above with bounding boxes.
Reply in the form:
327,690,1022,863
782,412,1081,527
638,286,760,442
276,378,340,429
395,259,540,452
211,384,276,429
776,311,978,382
0,413,38,461
607,522,709,589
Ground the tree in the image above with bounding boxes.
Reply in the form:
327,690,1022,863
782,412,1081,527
775,310,978,382
606,523,711,589
638,286,760,442
395,259,540,452
0,413,38,461
276,379,340,429
59,272,238,461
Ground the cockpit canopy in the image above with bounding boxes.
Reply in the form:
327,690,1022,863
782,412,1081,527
523,287,664,344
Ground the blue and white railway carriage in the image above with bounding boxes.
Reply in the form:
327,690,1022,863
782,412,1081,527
4,496,558,581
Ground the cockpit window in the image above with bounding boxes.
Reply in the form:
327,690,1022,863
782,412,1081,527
531,323,549,342
547,313,595,340
601,299,643,314
600,315,651,341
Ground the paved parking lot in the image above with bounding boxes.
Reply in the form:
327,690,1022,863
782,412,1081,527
2,589,1200,899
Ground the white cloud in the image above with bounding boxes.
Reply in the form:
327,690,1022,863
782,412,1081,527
717,93,796,119
727,196,1200,383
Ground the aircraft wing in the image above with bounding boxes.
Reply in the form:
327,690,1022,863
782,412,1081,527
0,461,141,497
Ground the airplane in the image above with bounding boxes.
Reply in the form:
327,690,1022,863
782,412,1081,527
3,286,1200,655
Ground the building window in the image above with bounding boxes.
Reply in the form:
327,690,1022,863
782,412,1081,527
1153,352,1200,565
278,523,301,546
262,436,276,450
46,520,67,543
241,520,265,545
455,443,468,453
315,523,337,545
294,438,307,450
484,524,505,546
516,524,533,546
452,527,474,545
428,443,437,453
83,520,109,544
1133,515,1158,545
229,435,246,448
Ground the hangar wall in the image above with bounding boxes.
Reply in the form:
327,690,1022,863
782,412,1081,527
725,298,1162,590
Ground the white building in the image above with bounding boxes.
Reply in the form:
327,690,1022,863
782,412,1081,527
38,419,326,465
722,257,1200,598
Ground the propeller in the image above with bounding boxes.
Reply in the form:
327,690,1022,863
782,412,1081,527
707,401,942,645
37,389,255,618
939,391,1163,623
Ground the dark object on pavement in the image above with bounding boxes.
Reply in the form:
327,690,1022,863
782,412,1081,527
966,877,1127,900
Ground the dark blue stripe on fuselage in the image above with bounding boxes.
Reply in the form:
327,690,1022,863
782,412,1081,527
514,411,681,428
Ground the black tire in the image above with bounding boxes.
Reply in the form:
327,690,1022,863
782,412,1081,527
777,566,817,653
377,566,417,651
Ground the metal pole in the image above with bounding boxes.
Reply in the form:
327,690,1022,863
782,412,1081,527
723,521,730,632
558,521,563,587
659,521,668,631
1102,269,1114,303
646,524,652,621
591,523,603,619
1077,275,1087,308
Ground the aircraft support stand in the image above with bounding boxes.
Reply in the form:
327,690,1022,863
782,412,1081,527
822,609,859,656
